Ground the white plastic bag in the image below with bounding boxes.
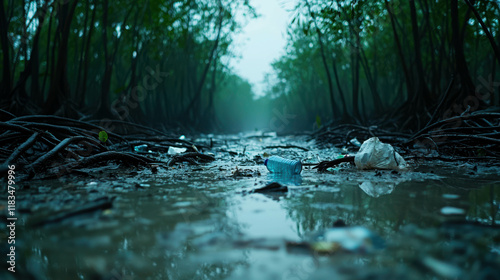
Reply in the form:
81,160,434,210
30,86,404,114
168,146,187,155
354,137,408,170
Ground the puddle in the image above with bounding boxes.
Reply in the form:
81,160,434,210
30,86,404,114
1,134,499,279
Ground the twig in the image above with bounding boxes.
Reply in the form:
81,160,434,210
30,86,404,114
26,136,92,174
313,156,355,172
426,75,455,127
265,145,310,151
4,132,39,165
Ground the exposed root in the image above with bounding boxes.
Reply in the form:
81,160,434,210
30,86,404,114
0,113,215,179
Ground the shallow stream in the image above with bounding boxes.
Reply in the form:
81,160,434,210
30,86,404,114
1,134,499,279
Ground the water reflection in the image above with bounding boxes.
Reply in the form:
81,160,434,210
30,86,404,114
7,165,500,280
358,181,395,197
266,173,302,186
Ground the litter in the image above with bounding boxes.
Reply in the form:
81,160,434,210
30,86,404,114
168,147,187,155
309,226,384,254
264,156,302,175
354,137,408,170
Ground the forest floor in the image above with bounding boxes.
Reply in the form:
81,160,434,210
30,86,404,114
1,131,499,280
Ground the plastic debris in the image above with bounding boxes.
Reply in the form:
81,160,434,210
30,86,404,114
134,144,148,152
350,137,361,147
191,144,199,153
179,135,186,140
358,181,395,198
264,156,302,174
311,226,384,254
440,206,466,215
442,194,460,199
354,137,408,170
168,147,187,155
422,257,462,279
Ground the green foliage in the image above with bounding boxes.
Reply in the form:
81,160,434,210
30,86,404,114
98,131,108,143
266,0,500,129
1,0,257,130
316,115,321,128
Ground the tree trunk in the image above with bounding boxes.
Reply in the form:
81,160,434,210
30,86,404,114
331,53,348,117
359,46,383,111
43,0,79,115
451,0,475,97
30,2,49,102
97,0,112,117
39,6,53,104
306,0,338,120
0,0,12,99
182,6,223,121
409,0,431,106
9,0,49,114
351,29,361,121
384,0,414,104
78,3,96,107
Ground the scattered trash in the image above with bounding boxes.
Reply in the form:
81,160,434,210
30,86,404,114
442,194,460,199
349,137,361,147
179,135,186,140
440,206,466,215
252,182,288,194
134,144,148,152
354,137,408,170
134,183,150,189
264,156,302,174
422,256,462,279
168,146,187,155
305,226,384,254
358,181,395,198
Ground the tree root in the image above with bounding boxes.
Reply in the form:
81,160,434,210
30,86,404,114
0,112,216,179
313,109,499,161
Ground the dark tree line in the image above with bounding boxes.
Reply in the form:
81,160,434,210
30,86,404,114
0,0,256,131
266,0,500,131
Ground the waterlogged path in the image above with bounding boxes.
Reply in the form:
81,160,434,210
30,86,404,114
1,133,499,279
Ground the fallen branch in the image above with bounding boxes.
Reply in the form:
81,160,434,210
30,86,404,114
313,156,355,172
3,132,39,166
26,136,94,175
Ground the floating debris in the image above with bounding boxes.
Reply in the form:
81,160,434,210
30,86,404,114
440,206,466,215
307,226,384,254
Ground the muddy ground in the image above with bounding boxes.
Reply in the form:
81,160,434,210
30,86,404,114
1,133,499,280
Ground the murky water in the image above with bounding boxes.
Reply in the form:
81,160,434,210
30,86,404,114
1,134,499,279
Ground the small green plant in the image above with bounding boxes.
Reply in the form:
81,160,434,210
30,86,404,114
316,115,322,129
99,131,108,143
